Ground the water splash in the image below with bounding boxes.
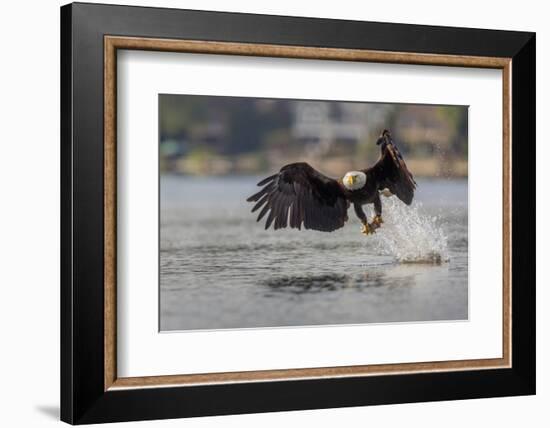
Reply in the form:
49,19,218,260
373,197,449,264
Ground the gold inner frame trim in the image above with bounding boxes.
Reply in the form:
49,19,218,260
104,35,512,391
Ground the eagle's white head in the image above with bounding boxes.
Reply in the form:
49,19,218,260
343,171,367,191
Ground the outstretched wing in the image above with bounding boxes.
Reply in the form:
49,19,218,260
247,162,349,232
369,131,416,205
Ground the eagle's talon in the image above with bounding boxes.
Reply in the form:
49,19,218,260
372,215,384,227
361,223,375,235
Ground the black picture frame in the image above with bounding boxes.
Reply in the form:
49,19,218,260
61,2,535,424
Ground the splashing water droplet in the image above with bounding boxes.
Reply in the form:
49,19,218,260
372,197,449,264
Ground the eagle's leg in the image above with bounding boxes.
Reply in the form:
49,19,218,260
371,193,384,230
354,203,375,235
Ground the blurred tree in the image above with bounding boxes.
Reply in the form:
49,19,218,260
159,94,468,177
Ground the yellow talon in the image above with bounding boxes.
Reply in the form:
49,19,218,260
361,216,383,235
372,215,384,227
361,223,375,235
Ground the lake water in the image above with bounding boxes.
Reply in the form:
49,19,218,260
160,175,468,331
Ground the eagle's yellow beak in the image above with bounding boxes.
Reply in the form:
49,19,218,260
346,175,356,187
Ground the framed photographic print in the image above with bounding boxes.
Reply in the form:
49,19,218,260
60,2,535,424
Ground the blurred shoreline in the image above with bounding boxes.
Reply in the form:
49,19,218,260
160,154,467,178
160,94,468,179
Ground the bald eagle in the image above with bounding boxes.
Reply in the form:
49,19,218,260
246,130,416,235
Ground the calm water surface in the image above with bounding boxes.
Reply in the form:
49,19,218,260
160,176,468,331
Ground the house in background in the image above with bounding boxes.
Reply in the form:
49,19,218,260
291,101,390,156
